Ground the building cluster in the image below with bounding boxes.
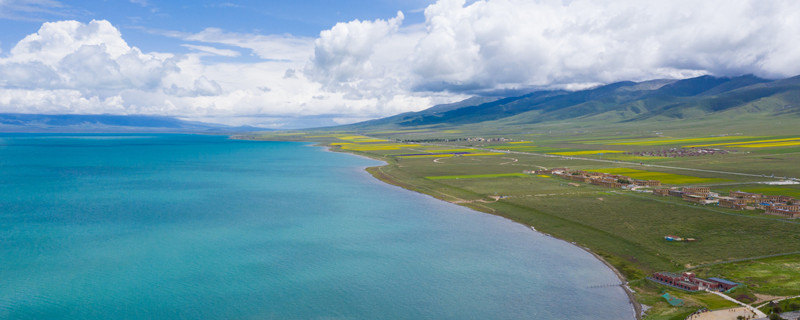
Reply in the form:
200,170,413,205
531,168,661,189
466,137,513,142
530,167,799,219
653,187,720,205
399,137,516,143
653,188,800,218
649,272,738,292
624,148,728,158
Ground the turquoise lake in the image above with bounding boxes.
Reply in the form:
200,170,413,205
0,134,634,319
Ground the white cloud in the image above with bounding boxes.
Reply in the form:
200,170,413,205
307,11,406,90
184,28,314,62
0,88,125,114
0,20,177,94
310,0,800,94
1,0,799,128
181,44,240,57
0,18,445,127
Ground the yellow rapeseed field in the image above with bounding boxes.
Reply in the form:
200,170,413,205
603,155,669,161
339,143,420,151
589,168,724,184
550,150,625,156
731,141,800,148
337,135,369,140
685,137,800,147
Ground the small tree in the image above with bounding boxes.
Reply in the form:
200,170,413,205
769,313,786,320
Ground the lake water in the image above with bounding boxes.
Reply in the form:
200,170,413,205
0,134,634,319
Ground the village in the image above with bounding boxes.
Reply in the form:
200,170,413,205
650,272,738,292
529,168,800,219
623,147,729,158
527,167,800,320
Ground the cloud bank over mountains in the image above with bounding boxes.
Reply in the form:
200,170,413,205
1,0,799,128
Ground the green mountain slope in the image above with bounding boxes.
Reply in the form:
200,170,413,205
342,74,800,131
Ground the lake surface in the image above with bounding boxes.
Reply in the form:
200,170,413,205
0,134,634,319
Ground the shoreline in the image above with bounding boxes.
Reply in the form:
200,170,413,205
318,143,643,320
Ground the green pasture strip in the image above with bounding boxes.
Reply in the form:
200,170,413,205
369,129,431,134
420,148,479,153
425,173,529,180
749,146,800,154
484,144,535,149
687,292,739,310
396,154,455,159
723,185,800,198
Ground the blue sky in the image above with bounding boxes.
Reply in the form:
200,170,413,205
0,1,431,54
0,0,799,128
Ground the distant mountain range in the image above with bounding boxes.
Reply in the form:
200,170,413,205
4,74,798,133
0,114,268,133
343,74,800,130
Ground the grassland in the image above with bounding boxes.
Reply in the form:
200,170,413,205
244,121,800,319
692,255,800,296
759,297,800,314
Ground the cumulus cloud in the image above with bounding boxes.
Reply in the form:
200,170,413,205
307,11,406,89
309,0,800,94
0,19,447,127
0,20,177,94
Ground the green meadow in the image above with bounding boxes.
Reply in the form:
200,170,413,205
249,117,800,319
